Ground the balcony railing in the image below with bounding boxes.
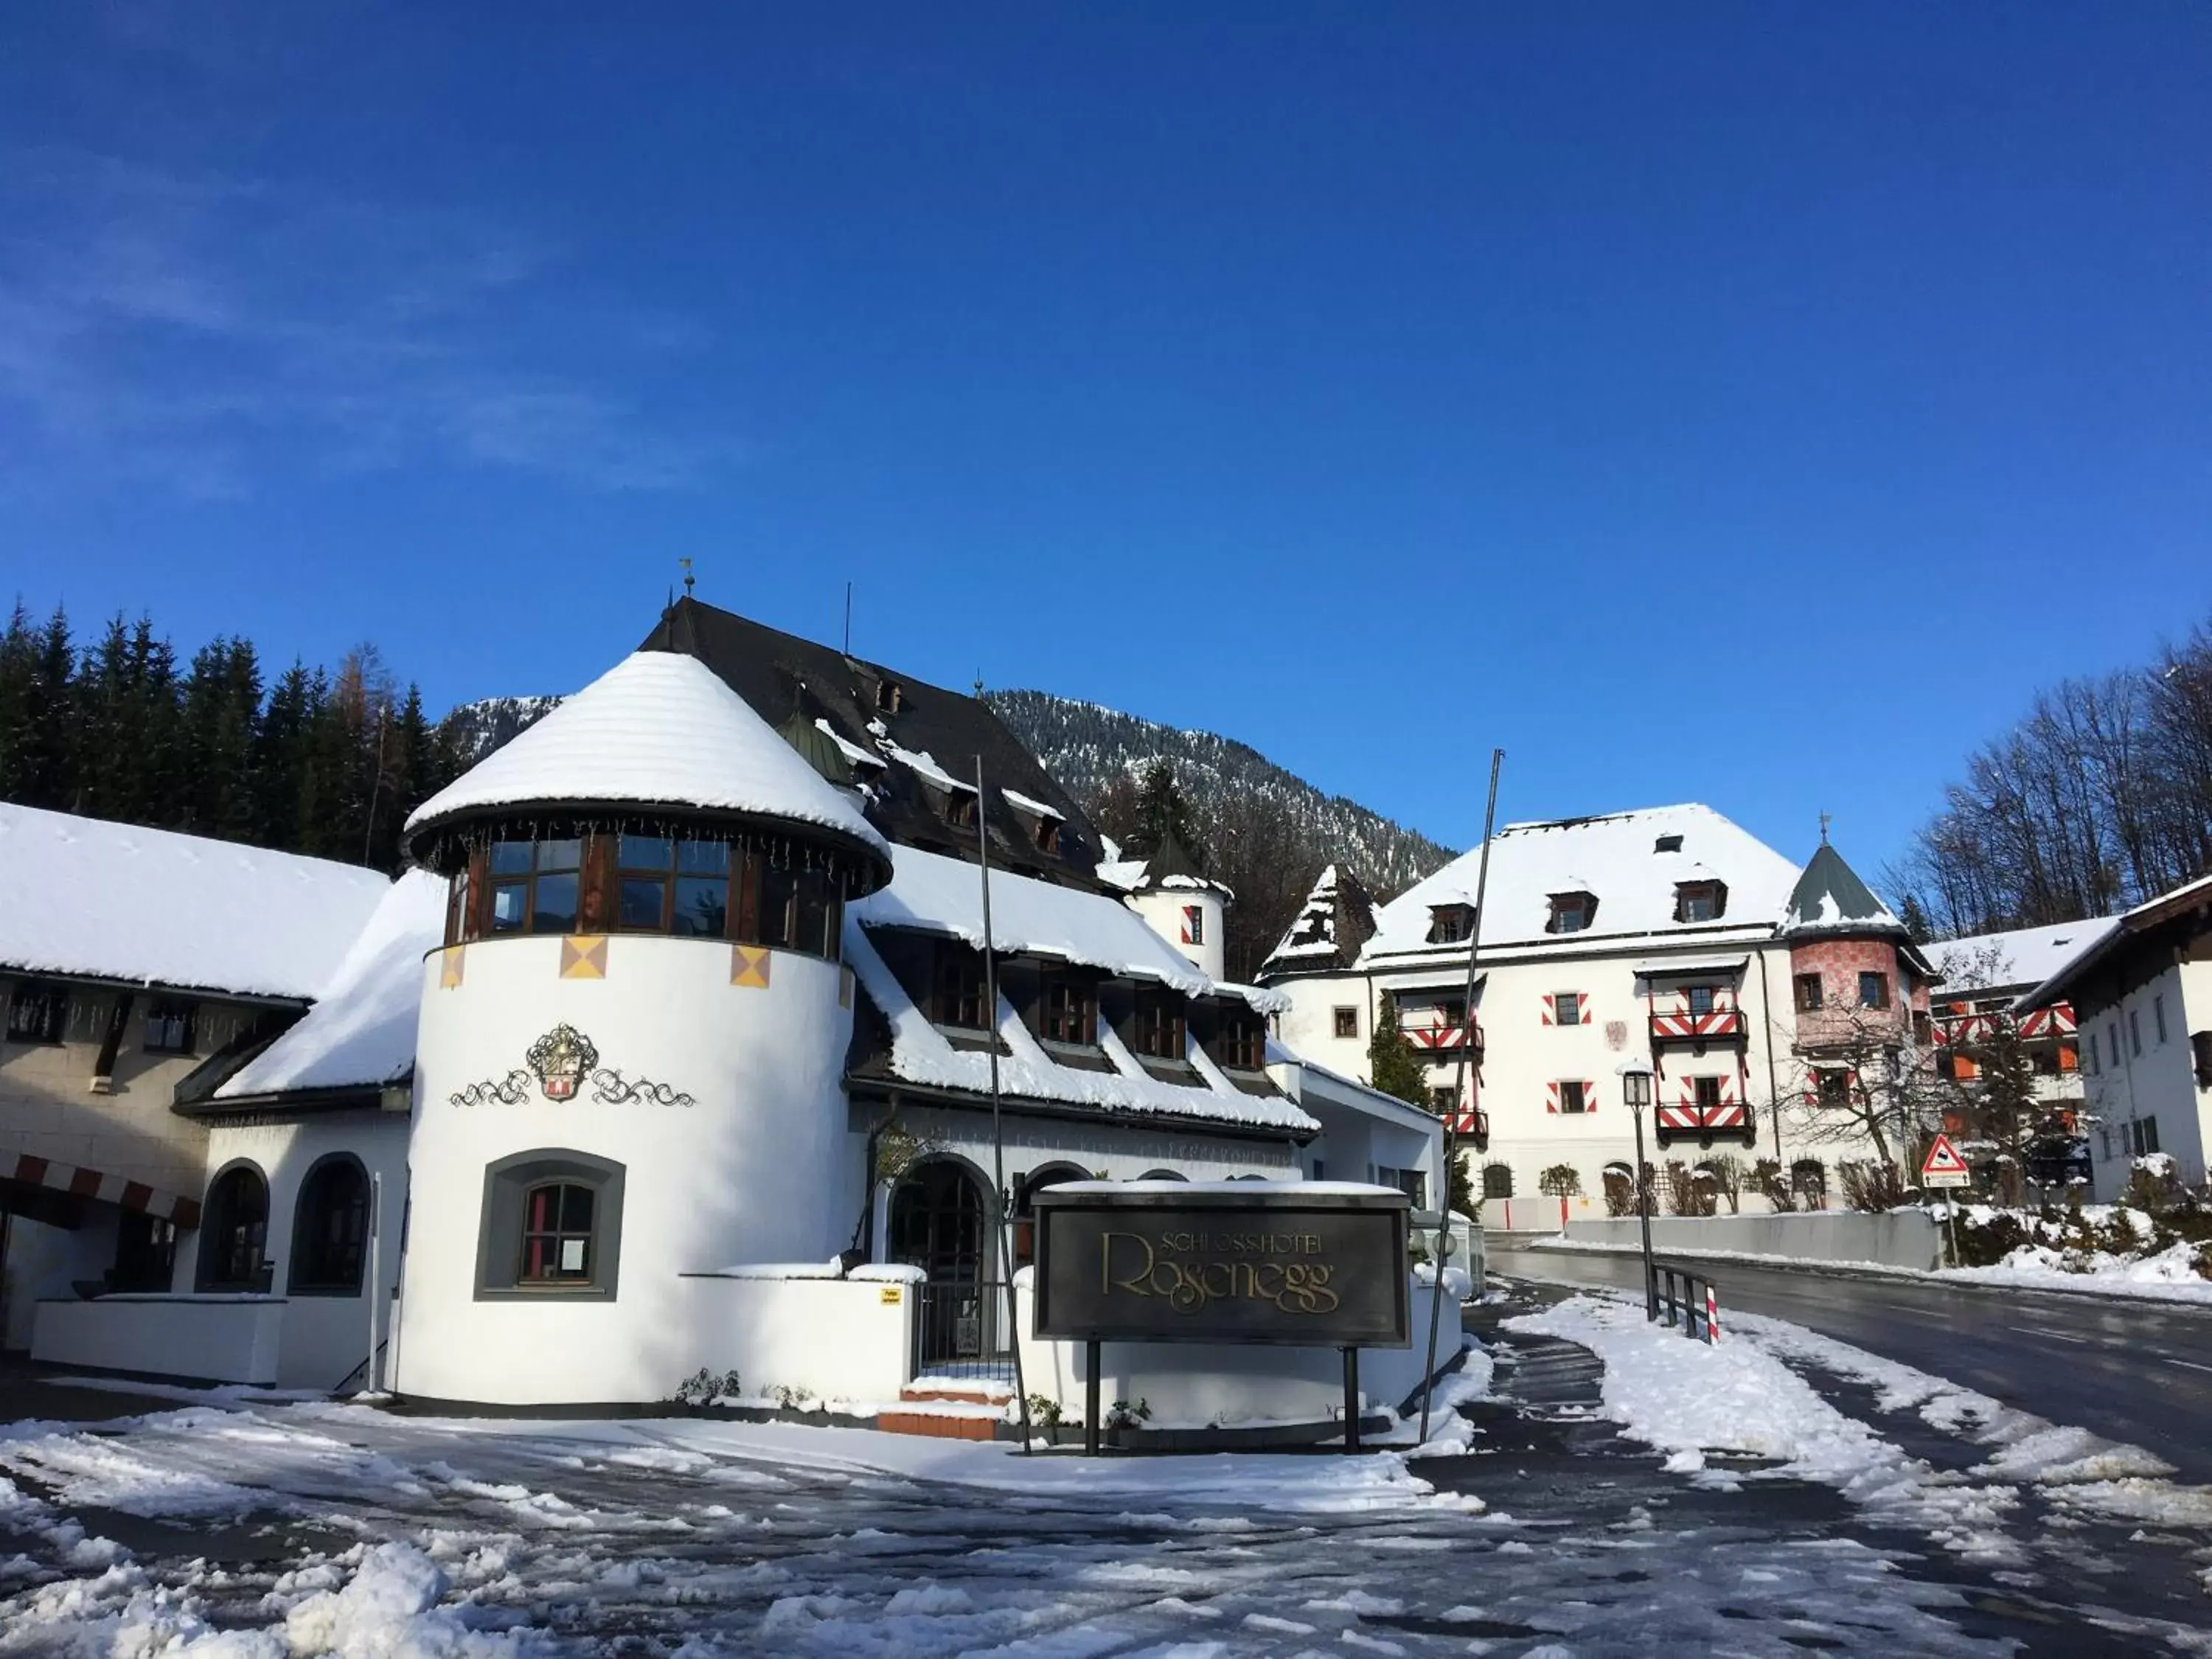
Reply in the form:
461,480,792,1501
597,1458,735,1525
1934,1005,2076,1047
1654,1100,1754,1141
1648,1006,1746,1043
1400,1016,1483,1059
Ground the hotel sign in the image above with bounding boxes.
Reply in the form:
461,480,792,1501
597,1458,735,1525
1031,1187,1411,1349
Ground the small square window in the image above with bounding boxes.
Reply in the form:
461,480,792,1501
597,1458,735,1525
491,881,528,932
1430,1086,1458,1116
1554,992,1582,1027
1693,1076,1722,1110
1858,972,1890,1010
1816,1071,1851,1109
1687,985,1715,1018
1794,973,1824,1012
1558,1079,1587,1114
143,1000,197,1056
1333,1006,1359,1040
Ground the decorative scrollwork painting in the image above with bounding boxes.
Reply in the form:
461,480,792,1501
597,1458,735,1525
448,1024,694,1108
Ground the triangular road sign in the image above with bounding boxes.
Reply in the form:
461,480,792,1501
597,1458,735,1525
1921,1133,1970,1178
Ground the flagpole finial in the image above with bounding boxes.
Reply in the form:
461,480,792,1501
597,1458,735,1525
1819,810,1832,845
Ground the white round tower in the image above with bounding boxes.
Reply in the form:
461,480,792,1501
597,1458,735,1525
390,649,890,1407
1122,831,1231,981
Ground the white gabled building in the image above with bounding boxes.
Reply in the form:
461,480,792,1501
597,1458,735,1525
0,806,390,1350
25,602,1439,1413
1260,806,1937,1214
2018,874,2212,1187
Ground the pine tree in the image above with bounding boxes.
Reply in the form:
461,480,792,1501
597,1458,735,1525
1366,992,1431,1107
1130,759,1203,863
1969,1014,2042,1206
1899,894,1932,945
0,602,42,804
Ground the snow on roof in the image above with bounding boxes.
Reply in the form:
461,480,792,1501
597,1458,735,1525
1781,843,1904,939
843,922,1317,1135
0,804,392,1001
1925,917,2120,995
2014,872,2212,1012
404,650,888,855
1001,787,1062,821
215,871,446,1099
1258,865,1372,973
855,845,1217,995
1360,806,1801,962
1095,858,1150,894
814,717,886,771
877,737,977,796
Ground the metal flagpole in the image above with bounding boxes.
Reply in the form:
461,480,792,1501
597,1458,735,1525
975,750,1035,1453
1417,748,1503,1447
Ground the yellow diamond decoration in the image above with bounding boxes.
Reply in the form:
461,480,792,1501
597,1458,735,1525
438,947,465,989
560,936,608,980
731,944,772,989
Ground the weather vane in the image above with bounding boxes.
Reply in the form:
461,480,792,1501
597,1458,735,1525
679,557,695,597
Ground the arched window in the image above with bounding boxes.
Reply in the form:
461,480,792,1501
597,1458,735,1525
1138,1169,1187,1182
890,1160,989,1284
198,1164,270,1292
289,1155,369,1295
476,1150,625,1300
1481,1163,1515,1200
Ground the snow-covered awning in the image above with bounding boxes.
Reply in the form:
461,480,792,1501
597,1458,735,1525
1628,958,1750,979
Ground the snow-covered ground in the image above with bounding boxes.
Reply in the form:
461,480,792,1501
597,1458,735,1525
0,1367,2036,1658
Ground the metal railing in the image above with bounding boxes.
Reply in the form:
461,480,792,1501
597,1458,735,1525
1652,1262,1719,1345
910,1278,1015,1381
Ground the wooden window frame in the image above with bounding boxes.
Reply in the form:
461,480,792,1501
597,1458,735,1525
1794,973,1824,1012
1040,973,1097,1046
1686,984,1716,1018
933,947,989,1031
1332,1006,1359,1040
1557,1079,1587,1114
1215,1010,1266,1071
1547,891,1596,935
1692,1075,1723,1110
1133,993,1187,1061
1427,905,1470,945
1674,881,1727,924
1857,971,1891,1011
1554,991,1582,1027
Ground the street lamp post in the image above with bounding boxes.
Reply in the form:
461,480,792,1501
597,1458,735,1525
1620,1062,1658,1319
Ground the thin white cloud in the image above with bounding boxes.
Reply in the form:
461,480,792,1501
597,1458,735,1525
0,149,742,498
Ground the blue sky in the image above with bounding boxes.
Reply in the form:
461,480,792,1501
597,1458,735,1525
4,4,2208,879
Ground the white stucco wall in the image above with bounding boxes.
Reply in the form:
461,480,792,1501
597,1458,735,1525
394,933,858,1406
3,1209,120,1351
33,1293,285,1385
2080,956,2212,1189
669,1273,916,1405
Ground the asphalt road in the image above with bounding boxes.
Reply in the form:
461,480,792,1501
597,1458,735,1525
1492,1241,2212,1484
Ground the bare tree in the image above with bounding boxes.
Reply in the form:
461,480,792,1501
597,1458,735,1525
1781,999,1964,1172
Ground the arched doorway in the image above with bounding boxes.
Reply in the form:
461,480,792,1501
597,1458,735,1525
198,1163,270,1292
1011,1162,1088,1270
289,1155,369,1295
890,1159,997,1372
1790,1159,1827,1211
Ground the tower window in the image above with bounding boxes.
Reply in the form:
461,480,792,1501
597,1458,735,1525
1182,905,1206,946
1794,973,1824,1012
1858,972,1890,1010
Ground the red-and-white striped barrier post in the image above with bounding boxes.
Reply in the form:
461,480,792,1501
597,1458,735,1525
1705,1284,1720,1343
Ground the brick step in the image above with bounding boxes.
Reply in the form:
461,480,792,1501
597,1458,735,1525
875,1409,1000,1441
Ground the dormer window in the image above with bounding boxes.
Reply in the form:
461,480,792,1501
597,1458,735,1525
1655,834,1683,854
1040,973,1097,1046
872,678,905,714
1132,992,1186,1060
1546,891,1596,935
1674,880,1727,923
1427,904,1472,945
1214,1007,1267,1071
932,947,988,1031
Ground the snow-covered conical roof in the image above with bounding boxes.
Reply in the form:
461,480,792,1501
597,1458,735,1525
406,650,889,862
1257,863,1380,978
1781,842,1904,939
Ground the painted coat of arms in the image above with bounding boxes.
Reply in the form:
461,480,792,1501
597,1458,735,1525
449,1024,693,1109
